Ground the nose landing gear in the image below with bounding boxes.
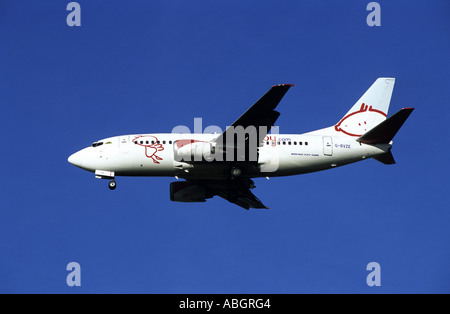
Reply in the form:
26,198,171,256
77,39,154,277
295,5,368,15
108,180,116,190
94,170,117,190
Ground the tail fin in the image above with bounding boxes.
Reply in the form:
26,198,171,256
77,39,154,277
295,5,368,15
334,78,395,137
357,108,414,144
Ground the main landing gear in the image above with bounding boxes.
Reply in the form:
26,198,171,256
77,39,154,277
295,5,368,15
231,167,242,178
108,180,116,190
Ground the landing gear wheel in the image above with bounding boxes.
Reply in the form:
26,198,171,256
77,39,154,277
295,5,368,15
108,180,116,190
231,167,242,178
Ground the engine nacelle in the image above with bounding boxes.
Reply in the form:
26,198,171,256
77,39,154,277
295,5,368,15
170,181,208,203
173,140,215,162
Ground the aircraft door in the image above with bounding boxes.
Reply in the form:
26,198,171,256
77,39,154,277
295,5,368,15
323,136,333,156
119,136,130,153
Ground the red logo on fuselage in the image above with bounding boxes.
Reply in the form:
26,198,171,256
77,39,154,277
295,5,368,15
132,135,164,164
264,135,277,147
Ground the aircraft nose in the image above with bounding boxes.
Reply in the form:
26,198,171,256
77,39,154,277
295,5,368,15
68,151,84,168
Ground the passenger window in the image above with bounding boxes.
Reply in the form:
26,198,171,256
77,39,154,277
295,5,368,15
146,141,149,144
140,141,143,144
288,142,291,145
151,141,155,144
305,142,308,146
294,142,297,145
163,141,166,144
169,141,172,144
134,141,137,144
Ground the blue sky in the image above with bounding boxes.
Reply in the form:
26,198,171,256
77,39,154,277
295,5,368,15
0,0,449,293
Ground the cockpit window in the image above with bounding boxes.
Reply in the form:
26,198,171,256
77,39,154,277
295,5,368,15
91,142,104,147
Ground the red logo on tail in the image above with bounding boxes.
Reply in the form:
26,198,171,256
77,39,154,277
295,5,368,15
335,103,387,137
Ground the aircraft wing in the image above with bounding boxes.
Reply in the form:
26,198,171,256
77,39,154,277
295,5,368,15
187,178,269,210
216,189,268,210
213,84,294,148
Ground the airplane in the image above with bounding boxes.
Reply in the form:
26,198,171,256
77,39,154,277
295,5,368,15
68,78,414,210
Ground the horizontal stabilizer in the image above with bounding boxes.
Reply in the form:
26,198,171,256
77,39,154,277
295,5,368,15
357,108,414,144
373,151,396,165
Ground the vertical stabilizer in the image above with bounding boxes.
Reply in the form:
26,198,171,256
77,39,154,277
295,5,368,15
334,78,395,137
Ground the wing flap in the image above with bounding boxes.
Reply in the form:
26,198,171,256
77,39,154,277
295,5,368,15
217,189,269,210
187,178,269,210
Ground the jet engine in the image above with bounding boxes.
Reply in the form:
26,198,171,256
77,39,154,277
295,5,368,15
170,181,211,203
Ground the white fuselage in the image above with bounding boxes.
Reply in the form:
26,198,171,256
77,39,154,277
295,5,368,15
67,79,410,209
68,132,391,180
